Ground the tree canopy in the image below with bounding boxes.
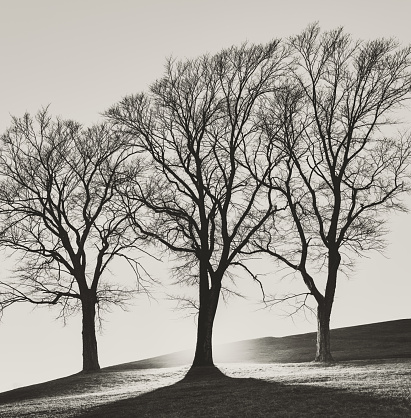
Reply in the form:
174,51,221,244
0,110,149,370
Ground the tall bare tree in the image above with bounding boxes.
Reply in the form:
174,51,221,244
106,41,290,367
0,110,148,372
252,24,411,361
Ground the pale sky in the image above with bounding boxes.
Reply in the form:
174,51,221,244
0,0,410,392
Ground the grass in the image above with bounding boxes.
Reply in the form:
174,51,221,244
0,319,410,417
0,359,409,417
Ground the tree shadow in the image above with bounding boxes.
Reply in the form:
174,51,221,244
80,366,410,417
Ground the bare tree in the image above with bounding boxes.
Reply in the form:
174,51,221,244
252,24,411,362
106,41,290,367
0,110,148,372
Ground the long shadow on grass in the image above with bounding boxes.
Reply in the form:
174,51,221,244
81,366,410,417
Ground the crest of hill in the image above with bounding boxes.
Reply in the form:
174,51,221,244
106,318,411,371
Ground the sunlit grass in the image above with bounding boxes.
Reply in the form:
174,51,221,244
0,367,188,417
0,359,409,417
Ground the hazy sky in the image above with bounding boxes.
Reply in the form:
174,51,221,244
1,0,411,392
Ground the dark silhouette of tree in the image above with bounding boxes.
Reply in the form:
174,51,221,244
250,24,411,362
106,41,290,367
0,110,148,372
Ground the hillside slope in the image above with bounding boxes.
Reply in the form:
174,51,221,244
107,318,411,371
0,318,409,415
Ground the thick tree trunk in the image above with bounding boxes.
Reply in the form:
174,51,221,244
315,301,333,362
192,265,221,367
192,285,221,366
81,291,100,372
315,249,340,363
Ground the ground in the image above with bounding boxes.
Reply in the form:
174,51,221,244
0,358,409,417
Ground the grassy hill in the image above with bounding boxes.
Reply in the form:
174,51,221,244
107,318,411,371
0,318,410,417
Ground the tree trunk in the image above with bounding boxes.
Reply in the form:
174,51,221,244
192,263,221,367
192,285,220,367
315,249,340,362
81,291,100,372
315,301,333,362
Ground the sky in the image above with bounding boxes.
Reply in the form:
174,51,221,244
0,0,411,392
